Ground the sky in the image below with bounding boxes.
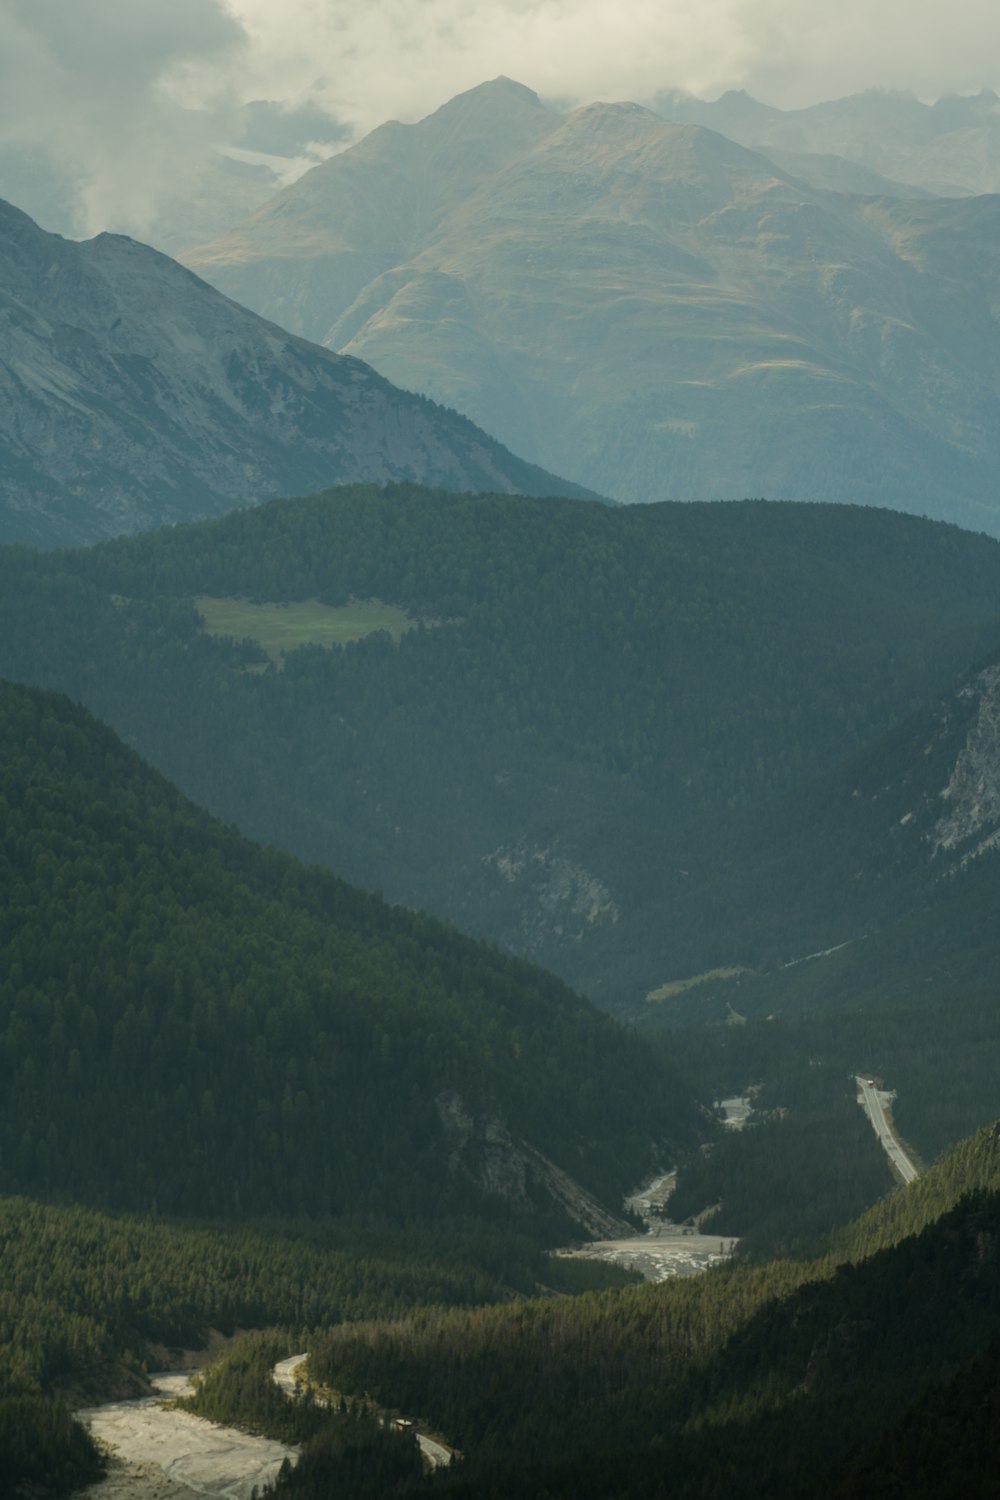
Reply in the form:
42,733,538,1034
0,0,998,237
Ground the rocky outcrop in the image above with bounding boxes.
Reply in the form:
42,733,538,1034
483,840,620,951
934,663,1000,861
434,1089,632,1237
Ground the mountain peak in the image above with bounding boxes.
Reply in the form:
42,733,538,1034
424,75,549,128
477,76,543,104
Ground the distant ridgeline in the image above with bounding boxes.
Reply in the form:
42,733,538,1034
0,197,599,550
2,484,1000,1015
0,676,696,1227
182,78,1000,532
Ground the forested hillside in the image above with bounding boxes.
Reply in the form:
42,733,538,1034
2,485,999,1009
0,1193,629,1498
600,640,1000,1010
291,1124,1000,1499
0,676,693,1227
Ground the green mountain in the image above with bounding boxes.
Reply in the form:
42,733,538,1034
184,79,1000,531
0,1190,630,1497
609,648,1000,1221
2,486,1000,1013
0,197,595,549
0,675,693,1230
618,642,1000,1020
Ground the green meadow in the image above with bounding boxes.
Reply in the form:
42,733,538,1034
193,596,417,663
646,967,749,1002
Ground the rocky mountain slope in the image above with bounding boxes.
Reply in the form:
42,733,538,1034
183,78,1000,531
0,196,594,547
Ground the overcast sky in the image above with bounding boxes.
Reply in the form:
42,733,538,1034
1,0,998,236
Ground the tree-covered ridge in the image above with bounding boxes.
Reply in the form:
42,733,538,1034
606,632,1000,1013
0,676,693,1225
2,485,999,1007
179,1334,426,1500
0,1193,622,1499
305,1127,1000,1499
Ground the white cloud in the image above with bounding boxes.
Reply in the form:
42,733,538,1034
0,0,246,236
229,0,758,133
1,0,998,239
227,0,1000,128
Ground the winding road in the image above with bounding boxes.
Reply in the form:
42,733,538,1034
855,1075,919,1184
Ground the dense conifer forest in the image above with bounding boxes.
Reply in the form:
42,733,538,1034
0,677,693,1228
0,1190,632,1496
4,487,1000,1497
160,1126,1000,1500
296,1128,1000,1499
1,485,999,1004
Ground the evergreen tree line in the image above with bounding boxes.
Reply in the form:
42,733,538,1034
302,1125,1000,1499
180,1333,425,1500
0,1192,626,1496
1,485,998,1003
653,978,1000,1251
0,677,693,1226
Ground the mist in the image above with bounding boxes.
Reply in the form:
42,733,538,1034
1,0,997,239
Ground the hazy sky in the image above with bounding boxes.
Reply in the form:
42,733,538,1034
1,0,998,236
229,0,1000,126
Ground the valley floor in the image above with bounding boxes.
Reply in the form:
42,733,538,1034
556,1171,738,1281
78,1374,295,1500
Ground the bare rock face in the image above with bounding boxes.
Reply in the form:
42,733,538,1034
435,1089,530,1206
934,663,1000,860
434,1089,632,1237
484,839,620,950
0,197,593,547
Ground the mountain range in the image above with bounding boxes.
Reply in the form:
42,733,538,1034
650,85,1000,198
183,77,1000,532
0,98,350,254
6,65,1000,1500
0,197,593,547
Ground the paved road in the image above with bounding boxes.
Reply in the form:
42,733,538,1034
855,1075,919,1184
272,1356,452,1469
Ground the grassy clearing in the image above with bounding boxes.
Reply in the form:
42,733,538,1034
193,596,418,664
646,967,749,1002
